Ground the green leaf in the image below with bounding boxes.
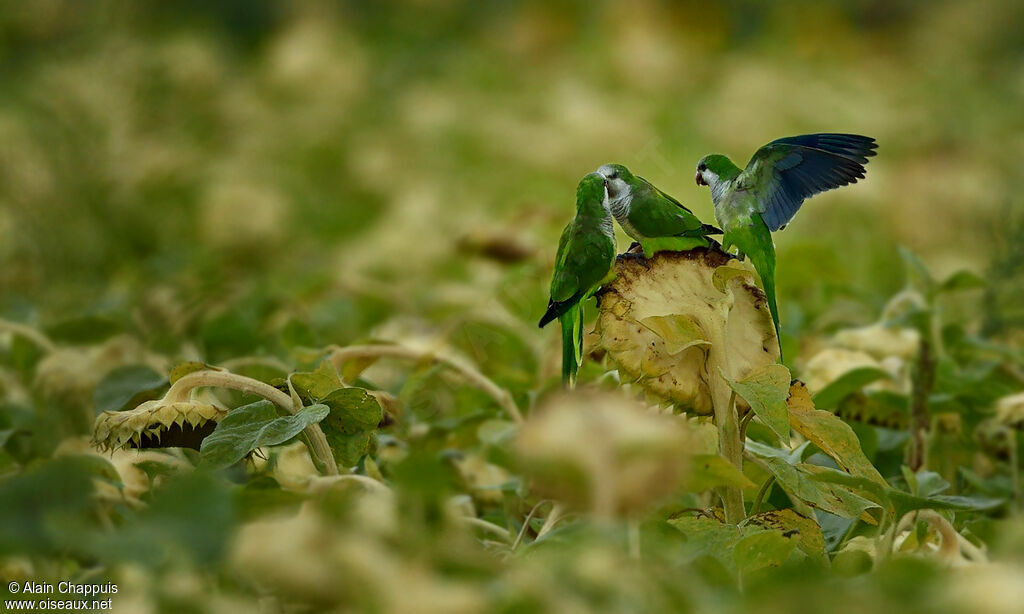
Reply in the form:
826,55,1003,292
93,365,168,413
747,448,880,520
317,387,382,467
200,400,329,469
812,367,891,410
938,269,986,293
0,457,96,555
329,431,375,467
915,471,951,498
321,387,382,433
733,529,797,575
289,361,344,402
668,514,744,566
809,467,1002,520
806,466,893,515
741,508,825,557
45,314,122,344
685,454,757,492
899,247,936,298
835,390,909,430
234,476,304,521
788,382,886,485
720,364,790,442
888,491,1003,519
97,471,233,567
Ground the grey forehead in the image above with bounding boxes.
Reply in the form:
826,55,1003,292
596,164,616,177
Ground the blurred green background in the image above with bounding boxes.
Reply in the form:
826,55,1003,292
1,0,1022,361
2,2,1024,612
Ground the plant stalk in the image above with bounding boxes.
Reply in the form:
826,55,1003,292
165,370,339,475
707,328,745,523
0,318,57,354
907,336,936,471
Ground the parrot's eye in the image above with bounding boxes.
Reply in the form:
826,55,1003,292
608,172,618,180
698,164,706,172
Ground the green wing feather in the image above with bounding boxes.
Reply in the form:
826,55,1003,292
539,211,615,384
627,178,717,238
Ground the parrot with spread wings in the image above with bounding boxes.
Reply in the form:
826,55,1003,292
696,133,878,357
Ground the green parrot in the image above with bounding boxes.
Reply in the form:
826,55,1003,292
596,163,721,258
538,172,617,387
695,133,878,356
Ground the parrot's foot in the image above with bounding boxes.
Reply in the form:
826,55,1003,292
704,236,723,251
616,252,651,269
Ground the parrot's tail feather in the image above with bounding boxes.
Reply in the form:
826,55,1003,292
748,249,783,361
559,305,584,387
538,290,585,328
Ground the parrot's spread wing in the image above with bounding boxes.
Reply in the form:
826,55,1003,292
739,133,877,231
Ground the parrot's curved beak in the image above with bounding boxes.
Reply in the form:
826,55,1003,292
695,172,705,186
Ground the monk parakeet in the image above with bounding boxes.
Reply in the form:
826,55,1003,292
596,163,721,258
695,133,878,356
538,172,617,387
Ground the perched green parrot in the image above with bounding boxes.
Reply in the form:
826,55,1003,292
538,172,617,387
695,133,878,356
596,163,721,258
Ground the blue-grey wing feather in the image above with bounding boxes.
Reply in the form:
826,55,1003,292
750,133,877,231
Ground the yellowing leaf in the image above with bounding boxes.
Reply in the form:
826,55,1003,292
787,381,886,485
712,260,755,293
741,508,825,557
720,364,790,442
639,314,710,355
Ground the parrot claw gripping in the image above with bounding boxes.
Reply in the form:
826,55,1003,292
616,252,650,269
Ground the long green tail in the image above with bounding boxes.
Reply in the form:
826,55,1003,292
558,303,584,387
747,242,782,361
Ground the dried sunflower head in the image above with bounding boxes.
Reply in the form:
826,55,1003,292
92,399,226,452
597,247,779,414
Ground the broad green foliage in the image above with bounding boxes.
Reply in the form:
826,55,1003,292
288,361,383,466
721,364,791,441
200,401,329,468
93,365,168,413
